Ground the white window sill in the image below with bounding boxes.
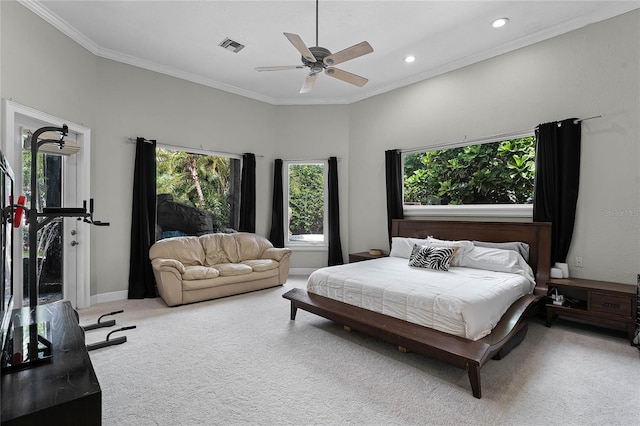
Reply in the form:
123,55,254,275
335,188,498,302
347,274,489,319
403,204,533,218
285,244,329,252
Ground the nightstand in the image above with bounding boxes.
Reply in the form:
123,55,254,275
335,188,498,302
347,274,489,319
348,251,387,263
545,277,637,344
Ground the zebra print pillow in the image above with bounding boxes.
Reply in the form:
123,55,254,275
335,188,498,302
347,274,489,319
408,244,456,271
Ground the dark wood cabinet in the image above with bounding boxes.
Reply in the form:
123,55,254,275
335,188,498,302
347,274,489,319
1,301,101,425
348,251,387,263
545,277,637,343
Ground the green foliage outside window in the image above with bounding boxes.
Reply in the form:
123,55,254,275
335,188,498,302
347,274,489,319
156,148,234,227
288,164,324,237
404,136,536,205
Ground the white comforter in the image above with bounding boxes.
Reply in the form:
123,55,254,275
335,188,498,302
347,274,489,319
307,257,535,341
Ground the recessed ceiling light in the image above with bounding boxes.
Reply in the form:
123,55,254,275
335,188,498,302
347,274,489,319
404,55,416,63
492,18,509,28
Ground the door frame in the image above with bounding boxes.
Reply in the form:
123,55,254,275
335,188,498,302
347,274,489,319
3,100,91,308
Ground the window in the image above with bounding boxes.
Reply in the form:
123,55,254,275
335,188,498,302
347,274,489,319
403,134,535,217
156,147,241,237
284,160,328,247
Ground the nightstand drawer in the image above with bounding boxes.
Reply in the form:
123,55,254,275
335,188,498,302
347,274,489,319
589,292,632,317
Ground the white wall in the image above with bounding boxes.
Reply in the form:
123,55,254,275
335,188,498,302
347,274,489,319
93,59,277,295
1,1,638,301
272,105,350,269
348,10,640,284
0,1,96,128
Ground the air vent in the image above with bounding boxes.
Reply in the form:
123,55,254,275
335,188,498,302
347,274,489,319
219,38,245,53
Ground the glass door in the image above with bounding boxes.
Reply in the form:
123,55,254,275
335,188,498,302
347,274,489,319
21,129,78,305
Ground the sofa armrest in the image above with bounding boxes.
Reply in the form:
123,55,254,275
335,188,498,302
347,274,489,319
151,258,186,274
262,247,292,262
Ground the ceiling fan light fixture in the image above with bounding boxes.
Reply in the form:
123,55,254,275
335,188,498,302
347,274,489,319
492,17,509,28
256,0,373,93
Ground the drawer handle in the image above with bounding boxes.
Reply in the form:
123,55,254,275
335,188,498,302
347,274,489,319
602,302,620,308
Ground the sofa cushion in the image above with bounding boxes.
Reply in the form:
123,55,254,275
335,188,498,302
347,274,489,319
242,259,279,272
200,232,276,265
200,233,233,265
214,263,253,276
182,265,220,280
181,268,279,291
235,233,274,261
149,236,205,266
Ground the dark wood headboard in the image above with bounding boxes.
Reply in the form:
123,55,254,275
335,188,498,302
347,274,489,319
391,219,552,296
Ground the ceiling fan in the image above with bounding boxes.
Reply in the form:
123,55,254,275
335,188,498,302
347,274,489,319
255,0,374,94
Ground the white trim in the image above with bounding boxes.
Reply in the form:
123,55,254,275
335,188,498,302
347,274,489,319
286,245,328,252
3,100,92,308
404,204,533,218
289,268,318,276
90,289,128,306
283,160,329,249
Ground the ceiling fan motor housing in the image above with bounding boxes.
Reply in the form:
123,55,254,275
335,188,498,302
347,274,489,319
302,46,332,72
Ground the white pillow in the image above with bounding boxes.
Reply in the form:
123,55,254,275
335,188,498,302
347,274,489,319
389,237,429,259
457,246,535,287
425,237,474,266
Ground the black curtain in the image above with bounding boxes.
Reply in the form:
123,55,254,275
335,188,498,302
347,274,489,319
269,159,285,248
328,157,344,266
533,118,581,263
128,137,157,299
239,153,256,233
385,149,404,240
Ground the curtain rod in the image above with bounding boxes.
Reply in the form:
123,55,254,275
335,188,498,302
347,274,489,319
566,115,602,126
125,137,263,158
402,114,603,154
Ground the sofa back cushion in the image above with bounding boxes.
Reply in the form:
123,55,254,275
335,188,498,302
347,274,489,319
149,236,205,266
200,233,232,264
235,233,274,262
200,232,275,265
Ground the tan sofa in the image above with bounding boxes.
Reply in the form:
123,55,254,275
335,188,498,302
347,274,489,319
149,232,291,306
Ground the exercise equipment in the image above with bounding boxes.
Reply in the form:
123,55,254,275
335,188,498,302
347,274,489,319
12,195,26,227
26,124,110,308
86,326,137,352
3,124,114,371
82,310,124,331
82,309,136,351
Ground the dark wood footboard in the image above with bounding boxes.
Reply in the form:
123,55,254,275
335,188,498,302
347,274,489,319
283,287,539,399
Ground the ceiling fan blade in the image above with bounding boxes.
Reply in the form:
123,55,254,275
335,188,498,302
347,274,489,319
300,72,319,94
255,65,305,72
323,41,373,66
284,33,316,62
324,67,368,87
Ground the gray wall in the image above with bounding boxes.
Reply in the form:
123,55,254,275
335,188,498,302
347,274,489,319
2,1,638,303
348,10,639,284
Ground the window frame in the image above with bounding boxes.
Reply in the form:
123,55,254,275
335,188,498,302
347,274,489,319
283,159,329,250
402,130,535,218
155,143,243,231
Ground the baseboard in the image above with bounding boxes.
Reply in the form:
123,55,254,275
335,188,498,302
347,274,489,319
91,289,128,306
90,270,316,305
290,268,317,276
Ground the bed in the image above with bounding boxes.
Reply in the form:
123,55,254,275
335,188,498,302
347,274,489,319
282,219,551,398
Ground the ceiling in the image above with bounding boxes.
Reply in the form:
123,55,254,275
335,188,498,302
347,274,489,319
22,1,639,105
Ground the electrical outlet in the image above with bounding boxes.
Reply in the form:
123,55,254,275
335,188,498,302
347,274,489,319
575,256,583,268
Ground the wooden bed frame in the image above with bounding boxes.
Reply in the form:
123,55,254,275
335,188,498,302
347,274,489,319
282,219,551,398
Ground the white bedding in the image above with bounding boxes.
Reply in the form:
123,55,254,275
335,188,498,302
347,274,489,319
307,256,535,341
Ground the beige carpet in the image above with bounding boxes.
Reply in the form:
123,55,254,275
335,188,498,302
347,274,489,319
79,276,639,425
